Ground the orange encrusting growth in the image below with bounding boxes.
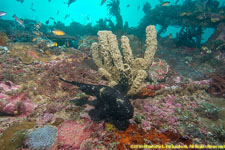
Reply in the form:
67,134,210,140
113,124,192,150
138,87,155,97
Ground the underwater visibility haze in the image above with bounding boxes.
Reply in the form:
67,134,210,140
0,0,225,149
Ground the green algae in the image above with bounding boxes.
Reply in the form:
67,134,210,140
0,121,36,150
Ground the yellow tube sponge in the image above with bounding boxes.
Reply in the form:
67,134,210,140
91,25,157,96
98,67,113,82
121,36,134,67
91,42,103,68
144,25,157,67
127,70,147,96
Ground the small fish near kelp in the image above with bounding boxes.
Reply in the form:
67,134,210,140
0,11,6,17
201,46,212,54
13,15,25,28
168,33,173,39
210,14,223,23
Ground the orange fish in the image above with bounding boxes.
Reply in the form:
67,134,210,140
161,1,170,6
52,30,65,36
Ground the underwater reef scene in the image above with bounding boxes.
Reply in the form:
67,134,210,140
0,0,225,149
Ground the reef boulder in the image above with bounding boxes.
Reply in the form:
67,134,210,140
0,92,36,116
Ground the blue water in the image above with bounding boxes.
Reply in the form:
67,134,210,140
1,0,224,26
0,0,224,41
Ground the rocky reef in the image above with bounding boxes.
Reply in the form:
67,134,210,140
0,6,225,148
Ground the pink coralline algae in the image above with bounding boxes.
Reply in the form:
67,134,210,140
0,92,36,116
38,113,54,125
141,120,152,131
0,81,20,92
143,95,181,132
0,93,9,99
50,119,102,150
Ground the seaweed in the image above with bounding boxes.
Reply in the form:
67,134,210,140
136,0,224,41
175,26,204,48
106,0,124,35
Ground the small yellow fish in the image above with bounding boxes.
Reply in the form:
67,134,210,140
52,30,65,36
32,38,37,42
201,46,207,50
104,122,115,132
14,110,18,115
180,12,191,17
47,42,58,47
219,10,224,14
206,50,212,54
201,46,211,53
210,17,220,22
180,12,187,16
168,33,172,39
161,1,170,6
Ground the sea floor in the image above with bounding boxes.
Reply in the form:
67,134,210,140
0,39,225,149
